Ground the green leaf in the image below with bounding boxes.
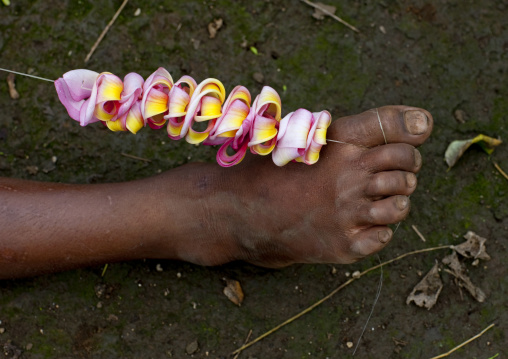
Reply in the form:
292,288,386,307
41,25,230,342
444,134,502,168
249,46,258,55
2,0,10,6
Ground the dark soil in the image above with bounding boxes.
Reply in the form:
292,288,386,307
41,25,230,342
0,0,507,358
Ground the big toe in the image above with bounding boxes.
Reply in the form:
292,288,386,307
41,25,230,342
327,105,433,148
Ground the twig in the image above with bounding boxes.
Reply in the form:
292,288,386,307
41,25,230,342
231,245,452,355
300,0,360,33
494,162,508,181
429,323,495,359
121,152,152,162
412,225,427,242
84,0,129,63
233,329,252,359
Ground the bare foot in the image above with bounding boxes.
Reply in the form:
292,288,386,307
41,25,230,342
170,106,433,267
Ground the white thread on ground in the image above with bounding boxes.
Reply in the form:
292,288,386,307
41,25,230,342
353,255,383,356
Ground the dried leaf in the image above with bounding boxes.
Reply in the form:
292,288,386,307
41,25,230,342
406,262,443,310
207,18,223,39
7,73,19,99
442,251,486,302
445,134,502,168
312,2,336,20
452,231,491,261
223,279,244,306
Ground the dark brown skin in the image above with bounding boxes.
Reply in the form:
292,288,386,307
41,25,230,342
0,106,432,279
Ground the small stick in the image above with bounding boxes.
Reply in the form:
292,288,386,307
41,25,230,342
231,245,452,355
300,0,360,33
494,162,508,181
232,329,252,359
84,0,129,63
121,152,152,162
429,323,495,359
412,225,427,242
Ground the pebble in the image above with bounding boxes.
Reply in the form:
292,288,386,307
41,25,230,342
0,328,4,334
26,343,33,350
186,340,199,354
346,341,353,348
352,271,361,279
253,72,264,84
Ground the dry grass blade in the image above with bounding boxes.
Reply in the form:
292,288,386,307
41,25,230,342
494,162,508,180
429,323,495,359
120,152,151,162
232,329,252,359
300,0,360,33
231,245,452,356
85,0,129,63
412,225,427,242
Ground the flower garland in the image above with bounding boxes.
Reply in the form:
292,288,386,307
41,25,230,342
55,68,331,167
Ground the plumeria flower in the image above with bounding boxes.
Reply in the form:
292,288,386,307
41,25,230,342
55,69,100,125
247,86,282,155
206,86,251,167
272,109,331,166
166,76,198,140
106,73,145,134
180,78,226,144
141,67,174,129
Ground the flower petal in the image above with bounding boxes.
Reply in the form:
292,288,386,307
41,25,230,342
272,146,303,167
55,69,99,122
96,73,123,104
216,138,249,167
124,102,144,134
61,69,99,101
210,86,251,140
277,109,312,149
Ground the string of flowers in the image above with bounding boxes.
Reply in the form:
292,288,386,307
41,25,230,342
55,68,331,167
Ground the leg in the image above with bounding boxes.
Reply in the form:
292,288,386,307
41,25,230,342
0,105,432,278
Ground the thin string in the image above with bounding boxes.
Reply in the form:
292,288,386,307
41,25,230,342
353,254,383,356
376,108,387,145
327,108,387,148
0,68,55,83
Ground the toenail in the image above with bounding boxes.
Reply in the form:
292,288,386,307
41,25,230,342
407,173,417,187
378,230,391,243
404,110,428,135
395,195,409,210
414,149,422,168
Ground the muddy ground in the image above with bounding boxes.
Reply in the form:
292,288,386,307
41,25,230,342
0,0,507,358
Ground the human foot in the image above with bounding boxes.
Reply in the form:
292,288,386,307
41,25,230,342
170,106,433,267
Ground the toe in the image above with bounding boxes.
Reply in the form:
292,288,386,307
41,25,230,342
327,105,433,148
360,143,422,173
365,171,417,197
360,195,411,225
350,226,393,259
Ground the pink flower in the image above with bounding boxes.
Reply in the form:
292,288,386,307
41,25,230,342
272,109,331,166
140,68,174,129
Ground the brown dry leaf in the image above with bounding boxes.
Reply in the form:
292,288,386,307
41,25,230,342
312,2,336,20
442,251,486,302
208,18,223,39
7,73,20,99
406,262,443,310
452,231,491,261
223,279,244,306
